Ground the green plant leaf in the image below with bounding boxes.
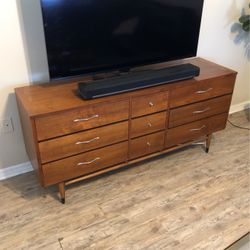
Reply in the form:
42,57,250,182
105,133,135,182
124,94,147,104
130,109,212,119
239,15,250,23
242,20,250,32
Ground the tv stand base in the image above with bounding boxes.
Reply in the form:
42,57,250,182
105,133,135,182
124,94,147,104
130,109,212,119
58,134,212,204
15,58,236,205
58,182,65,204
206,134,212,153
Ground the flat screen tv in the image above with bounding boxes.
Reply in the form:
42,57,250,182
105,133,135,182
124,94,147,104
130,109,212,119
40,0,204,80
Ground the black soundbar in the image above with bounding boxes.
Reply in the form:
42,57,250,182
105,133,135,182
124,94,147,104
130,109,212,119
78,63,200,99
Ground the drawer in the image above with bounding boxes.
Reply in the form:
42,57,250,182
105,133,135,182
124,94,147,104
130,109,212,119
129,131,165,160
131,112,167,138
209,113,228,133
39,121,128,163
42,142,128,186
131,91,168,118
170,74,236,108
166,119,209,148
166,113,228,148
169,95,232,128
35,100,129,141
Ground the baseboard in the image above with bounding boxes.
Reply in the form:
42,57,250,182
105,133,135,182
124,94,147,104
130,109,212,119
230,101,250,114
0,162,33,181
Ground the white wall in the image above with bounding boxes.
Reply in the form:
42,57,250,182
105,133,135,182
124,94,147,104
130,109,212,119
0,0,249,170
0,1,30,170
197,0,250,105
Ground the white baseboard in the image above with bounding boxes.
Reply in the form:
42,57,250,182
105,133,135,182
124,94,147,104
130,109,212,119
0,162,33,181
230,101,250,114
0,101,249,181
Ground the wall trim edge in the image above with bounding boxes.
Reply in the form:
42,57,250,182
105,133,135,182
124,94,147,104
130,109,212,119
0,162,33,181
229,101,250,114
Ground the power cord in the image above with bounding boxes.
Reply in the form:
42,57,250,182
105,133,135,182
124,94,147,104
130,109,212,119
227,119,250,131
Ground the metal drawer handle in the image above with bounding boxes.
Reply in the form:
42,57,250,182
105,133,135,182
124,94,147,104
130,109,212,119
75,137,100,145
193,107,210,114
74,114,99,122
147,122,152,128
149,102,154,107
147,142,151,146
77,157,100,166
190,125,206,131
195,88,213,94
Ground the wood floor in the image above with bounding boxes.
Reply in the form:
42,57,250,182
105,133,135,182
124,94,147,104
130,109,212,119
0,110,249,250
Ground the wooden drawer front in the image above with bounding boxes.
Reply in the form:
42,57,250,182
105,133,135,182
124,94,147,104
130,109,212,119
131,112,167,138
39,121,128,163
166,113,228,148
170,74,236,108
166,119,209,148
129,131,165,160
43,142,128,186
131,92,168,118
209,113,228,133
169,95,232,128
35,100,129,141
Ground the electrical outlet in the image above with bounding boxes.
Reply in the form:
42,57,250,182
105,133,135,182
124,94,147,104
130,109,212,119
0,117,14,134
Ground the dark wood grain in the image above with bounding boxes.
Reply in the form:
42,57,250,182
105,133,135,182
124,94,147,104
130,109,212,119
166,119,209,148
35,100,129,141
129,131,165,160
15,58,237,200
209,112,228,132
15,95,44,185
39,121,128,163
169,95,232,128
170,74,236,108
15,58,237,117
42,141,128,186
131,91,168,118
166,113,228,148
131,112,167,138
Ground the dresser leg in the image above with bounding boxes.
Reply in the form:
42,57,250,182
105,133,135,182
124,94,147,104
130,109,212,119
59,182,65,204
205,134,212,153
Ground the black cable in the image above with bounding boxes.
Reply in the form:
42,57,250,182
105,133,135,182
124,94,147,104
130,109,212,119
227,119,250,131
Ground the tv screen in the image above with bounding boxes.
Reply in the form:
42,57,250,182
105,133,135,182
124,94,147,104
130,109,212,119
40,0,204,79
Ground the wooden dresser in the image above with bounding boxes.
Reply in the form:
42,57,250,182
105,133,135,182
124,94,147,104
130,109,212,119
15,58,237,203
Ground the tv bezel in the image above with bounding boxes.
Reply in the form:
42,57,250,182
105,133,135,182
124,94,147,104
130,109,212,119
40,0,204,81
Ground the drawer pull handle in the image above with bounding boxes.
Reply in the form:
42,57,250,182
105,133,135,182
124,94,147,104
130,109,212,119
75,137,100,145
195,88,213,94
147,142,151,146
147,122,152,128
77,157,101,166
190,125,206,131
74,114,99,122
149,102,154,107
193,108,210,114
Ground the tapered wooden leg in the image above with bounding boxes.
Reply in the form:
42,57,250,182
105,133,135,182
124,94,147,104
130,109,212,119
59,182,65,204
205,134,212,153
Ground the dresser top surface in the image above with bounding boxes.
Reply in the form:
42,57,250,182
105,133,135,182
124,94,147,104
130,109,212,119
15,58,236,117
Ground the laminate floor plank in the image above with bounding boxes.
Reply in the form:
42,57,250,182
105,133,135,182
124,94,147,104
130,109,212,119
61,163,248,249
0,110,249,250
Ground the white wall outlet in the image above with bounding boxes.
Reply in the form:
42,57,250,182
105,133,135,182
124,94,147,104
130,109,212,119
0,117,14,134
